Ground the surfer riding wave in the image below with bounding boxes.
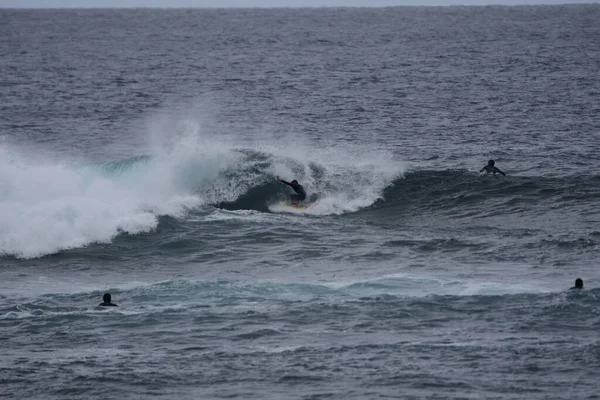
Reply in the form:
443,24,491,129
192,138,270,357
276,176,306,205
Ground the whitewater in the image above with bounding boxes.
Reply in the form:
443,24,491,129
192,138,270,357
0,111,404,259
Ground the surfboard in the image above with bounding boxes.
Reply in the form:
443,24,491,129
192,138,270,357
285,203,310,210
291,203,309,209
270,201,312,213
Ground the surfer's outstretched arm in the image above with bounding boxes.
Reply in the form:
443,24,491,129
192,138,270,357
276,176,292,187
495,168,506,176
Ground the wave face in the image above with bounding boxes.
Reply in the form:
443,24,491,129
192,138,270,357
0,116,403,258
378,170,600,217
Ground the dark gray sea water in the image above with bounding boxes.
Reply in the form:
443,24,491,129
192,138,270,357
2,5,600,399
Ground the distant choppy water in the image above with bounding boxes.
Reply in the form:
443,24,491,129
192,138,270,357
2,6,600,399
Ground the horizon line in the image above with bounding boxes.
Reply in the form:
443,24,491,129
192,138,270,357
2,2,598,9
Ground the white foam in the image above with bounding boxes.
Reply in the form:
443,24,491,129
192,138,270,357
198,208,266,222
0,107,406,257
264,139,406,215
318,272,551,297
0,137,210,258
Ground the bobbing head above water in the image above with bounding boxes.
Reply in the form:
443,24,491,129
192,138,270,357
100,292,118,306
573,278,583,289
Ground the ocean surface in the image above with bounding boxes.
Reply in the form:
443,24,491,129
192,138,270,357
2,5,600,399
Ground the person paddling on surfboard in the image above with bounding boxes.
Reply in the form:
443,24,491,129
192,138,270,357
480,160,506,176
276,176,306,206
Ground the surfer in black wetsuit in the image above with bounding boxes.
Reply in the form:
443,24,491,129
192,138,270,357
99,293,118,307
276,175,306,205
570,278,584,290
480,160,506,176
